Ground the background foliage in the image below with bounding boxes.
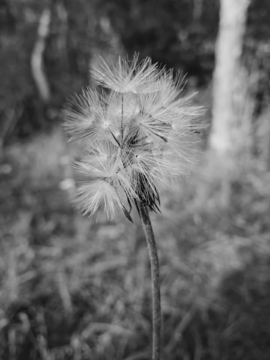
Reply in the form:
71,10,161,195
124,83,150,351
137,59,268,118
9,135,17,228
1,0,269,140
1,0,270,359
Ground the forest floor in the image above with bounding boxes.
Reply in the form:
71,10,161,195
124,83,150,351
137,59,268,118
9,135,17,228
1,127,270,360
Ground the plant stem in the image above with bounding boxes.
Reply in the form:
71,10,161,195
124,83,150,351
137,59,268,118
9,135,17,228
139,203,161,360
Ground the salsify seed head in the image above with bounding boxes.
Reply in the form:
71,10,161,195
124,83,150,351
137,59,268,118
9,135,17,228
63,55,202,221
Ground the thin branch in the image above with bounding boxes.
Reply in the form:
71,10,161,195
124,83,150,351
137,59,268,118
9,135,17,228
31,8,51,103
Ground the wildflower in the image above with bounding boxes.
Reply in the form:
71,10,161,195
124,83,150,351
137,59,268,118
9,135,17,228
91,55,160,94
63,55,203,360
63,55,201,221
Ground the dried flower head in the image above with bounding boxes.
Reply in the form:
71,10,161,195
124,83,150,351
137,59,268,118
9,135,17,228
64,55,202,221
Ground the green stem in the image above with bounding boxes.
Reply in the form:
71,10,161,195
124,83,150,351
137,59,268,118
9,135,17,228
139,203,161,360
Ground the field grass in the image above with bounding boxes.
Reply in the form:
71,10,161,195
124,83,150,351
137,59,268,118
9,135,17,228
1,127,270,360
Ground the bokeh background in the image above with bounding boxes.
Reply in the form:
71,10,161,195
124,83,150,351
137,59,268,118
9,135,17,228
1,0,270,359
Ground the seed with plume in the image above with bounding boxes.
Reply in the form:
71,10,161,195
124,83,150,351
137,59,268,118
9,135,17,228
63,55,202,221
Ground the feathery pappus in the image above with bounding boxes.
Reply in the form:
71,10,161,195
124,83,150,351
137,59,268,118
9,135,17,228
63,55,202,221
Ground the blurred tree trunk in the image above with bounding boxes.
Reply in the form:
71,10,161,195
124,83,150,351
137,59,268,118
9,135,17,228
31,8,51,104
209,0,251,157
193,0,203,23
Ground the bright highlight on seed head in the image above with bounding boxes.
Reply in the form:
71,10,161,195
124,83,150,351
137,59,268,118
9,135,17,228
63,55,202,221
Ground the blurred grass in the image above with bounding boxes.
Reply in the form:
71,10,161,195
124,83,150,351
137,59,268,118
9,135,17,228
1,127,270,360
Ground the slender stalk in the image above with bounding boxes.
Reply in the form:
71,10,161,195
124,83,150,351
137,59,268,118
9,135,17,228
139,203,161,360
121,93,124,142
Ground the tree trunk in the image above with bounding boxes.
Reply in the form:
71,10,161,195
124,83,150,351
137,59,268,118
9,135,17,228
209,0,251,156
31,8,51,104
193,0,203,23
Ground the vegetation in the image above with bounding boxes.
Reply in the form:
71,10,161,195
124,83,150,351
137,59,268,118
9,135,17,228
1,0,270,359
1,128,270,359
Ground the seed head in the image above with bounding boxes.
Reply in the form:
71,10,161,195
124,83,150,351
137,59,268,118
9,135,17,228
63,55,202,221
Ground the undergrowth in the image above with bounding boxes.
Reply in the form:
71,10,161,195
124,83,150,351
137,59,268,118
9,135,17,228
1,128,270,360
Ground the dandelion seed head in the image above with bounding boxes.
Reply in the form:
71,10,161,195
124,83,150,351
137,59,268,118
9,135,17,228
63,55,202,221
